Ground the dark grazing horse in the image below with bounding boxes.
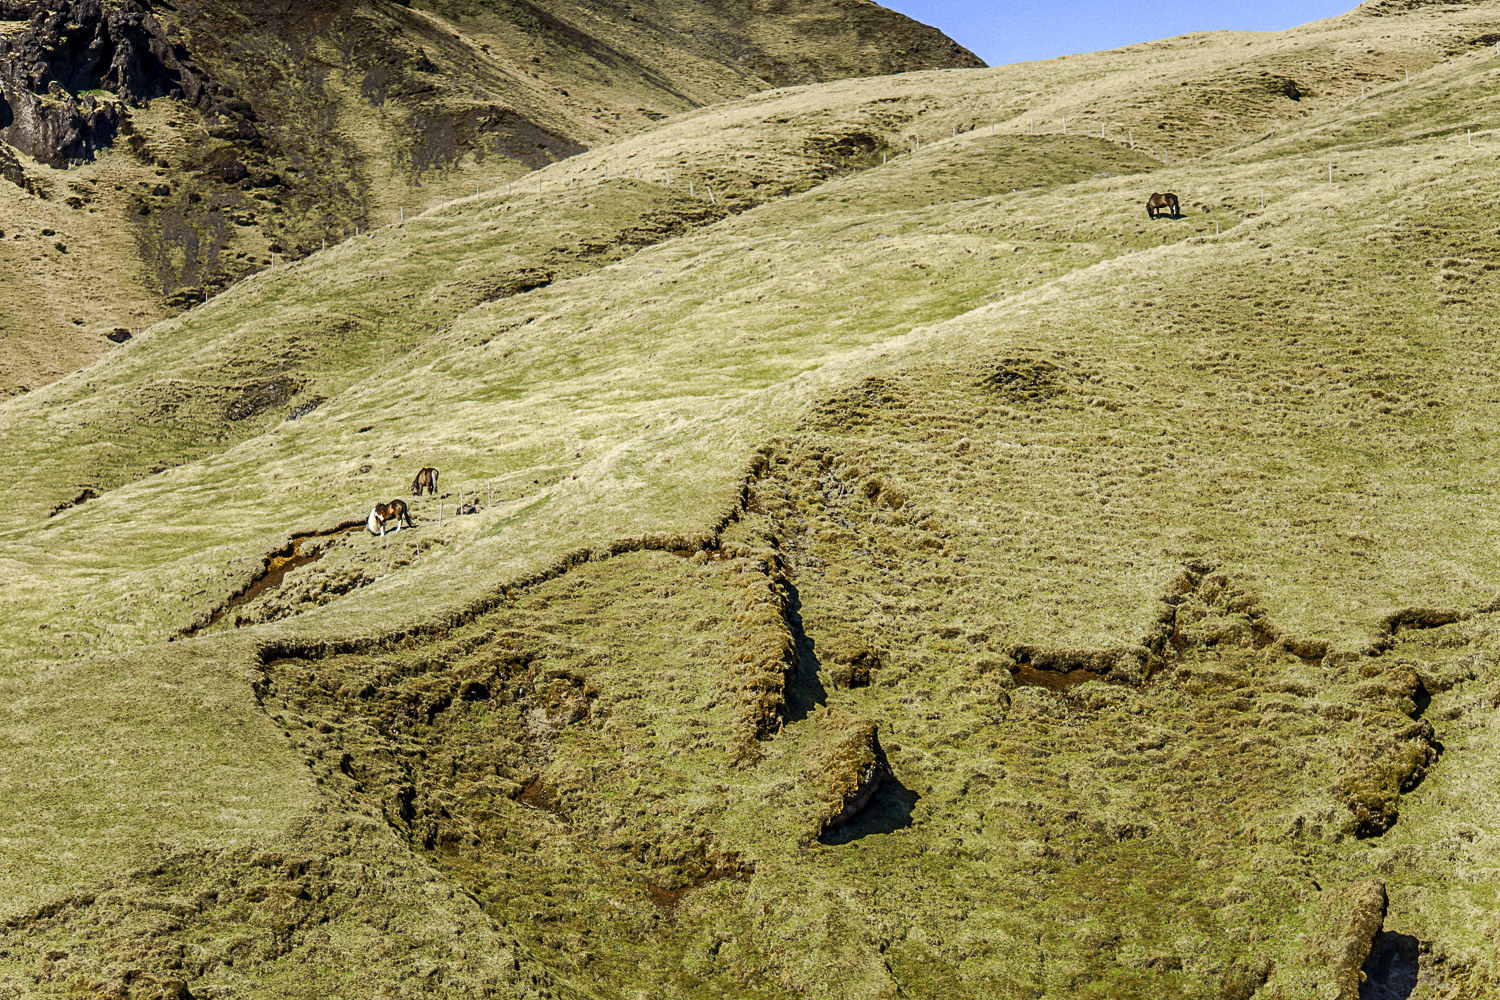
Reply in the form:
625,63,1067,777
367,499,413,537
410,467,439,496
1146,192,1180,219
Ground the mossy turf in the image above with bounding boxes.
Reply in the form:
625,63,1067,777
10,3,1500,997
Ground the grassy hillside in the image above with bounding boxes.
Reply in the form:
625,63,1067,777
6,1,1500,998
0,0,980,398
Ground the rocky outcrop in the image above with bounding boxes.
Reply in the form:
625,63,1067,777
0,136,44,195
0,0,254,166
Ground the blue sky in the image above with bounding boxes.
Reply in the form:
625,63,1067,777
880,0,1360,67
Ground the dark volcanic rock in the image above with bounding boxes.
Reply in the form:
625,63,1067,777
0,137,48,195
0,0,253,166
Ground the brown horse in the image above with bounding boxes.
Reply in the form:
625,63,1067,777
1146,192,1180,219
410,467,439,496
367,499,413,537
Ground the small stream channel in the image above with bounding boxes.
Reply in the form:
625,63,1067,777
183,519,368,636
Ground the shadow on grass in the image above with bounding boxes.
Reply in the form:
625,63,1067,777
783,581,827,724
819,774,920,845
1360,931,1419,1000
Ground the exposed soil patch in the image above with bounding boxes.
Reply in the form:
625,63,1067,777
515,776,569,820
47,487,98,517
1014,662,1108,691
646,853,755,911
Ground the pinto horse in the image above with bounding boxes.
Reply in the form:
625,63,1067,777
410,467,439,496
1146,192,1180,219
367,499,413,537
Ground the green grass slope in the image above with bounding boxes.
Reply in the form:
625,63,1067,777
7,3,1500,998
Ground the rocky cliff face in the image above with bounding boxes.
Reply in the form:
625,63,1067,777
0,0,260,166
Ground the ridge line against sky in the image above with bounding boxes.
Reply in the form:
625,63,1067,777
879,0,1361,68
